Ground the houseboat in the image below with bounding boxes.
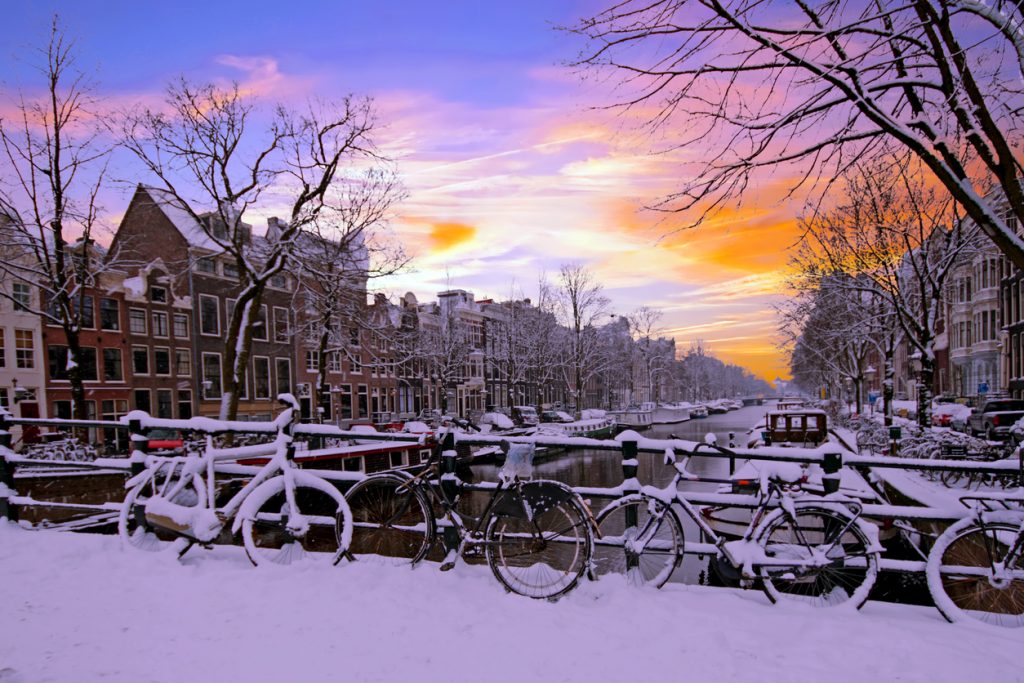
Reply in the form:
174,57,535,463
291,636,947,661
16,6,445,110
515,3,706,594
650,402,692,425
537,414,616,439
239,437,435,475
608,406,654,432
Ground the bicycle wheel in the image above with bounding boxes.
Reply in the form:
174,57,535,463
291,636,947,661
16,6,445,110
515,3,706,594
343,472,435,566
485,489,593,600
926,513,1024,627
240,473,349,567
592,494,684,588
118,472,202,552
755,505,879,608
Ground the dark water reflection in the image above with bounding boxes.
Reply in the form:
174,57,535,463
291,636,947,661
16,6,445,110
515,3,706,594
468,405,768,584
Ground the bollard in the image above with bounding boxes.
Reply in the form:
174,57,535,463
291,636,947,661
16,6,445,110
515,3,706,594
128,418,149,476
822,450,843,495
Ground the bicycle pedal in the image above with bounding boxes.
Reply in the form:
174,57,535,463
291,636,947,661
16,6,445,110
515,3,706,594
440,560,457,572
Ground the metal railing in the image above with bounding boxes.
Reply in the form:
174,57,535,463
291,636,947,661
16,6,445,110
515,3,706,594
0,408,1020,577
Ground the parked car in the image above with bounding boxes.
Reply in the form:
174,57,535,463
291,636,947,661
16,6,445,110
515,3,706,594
511,405,539,426
540,410,574,424
966,399,1024,440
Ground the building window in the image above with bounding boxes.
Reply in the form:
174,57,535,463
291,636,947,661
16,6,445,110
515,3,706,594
306,350,319,372
202,353,223,399
134,389,151,413
328,352,342,373
199,295,220,336
340,384,353,420
270,273,287,290
173,313,189,339
80,347,98,381
252,305,269,341
99,298,120,330
78,295,95,328
0,333,5,368
15,329,34,369
223,261,239,279
150,286,167,303
196,258,216,274
357,384,368,419
12,282,31,311
102,399,129,450
274,307,290,342
46,345,68,380
152,311,169,338
175,349,191,377
154,347,171,376
129,308,147,335
350,355,362,374
178,390,193,419
103,348,123,381
132,346,149,375
156,389,173,419
254,357,271,399
275,358,291,397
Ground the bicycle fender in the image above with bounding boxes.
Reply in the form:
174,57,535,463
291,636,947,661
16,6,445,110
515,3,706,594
492,481,576,519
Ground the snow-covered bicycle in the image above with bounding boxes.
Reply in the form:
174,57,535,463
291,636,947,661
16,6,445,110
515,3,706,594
342,424,594,600
592,440,882,608
119,395,352,566
925,492,1024,627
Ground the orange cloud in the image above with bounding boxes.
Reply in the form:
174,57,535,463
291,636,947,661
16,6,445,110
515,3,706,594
429,222,477,251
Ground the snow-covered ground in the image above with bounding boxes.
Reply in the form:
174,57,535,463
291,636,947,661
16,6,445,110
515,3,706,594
0,523,1018,683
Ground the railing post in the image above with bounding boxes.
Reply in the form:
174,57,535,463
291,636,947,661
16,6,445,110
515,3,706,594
0,406,16,521
728,431,736,474
440,430,459,551
129,417,149,476
822,449,843,495
621,439,640,570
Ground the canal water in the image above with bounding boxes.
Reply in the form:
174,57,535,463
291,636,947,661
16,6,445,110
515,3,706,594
470,404,769,585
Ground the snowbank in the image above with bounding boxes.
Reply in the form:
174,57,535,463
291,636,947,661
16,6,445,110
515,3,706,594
0,524,1016,683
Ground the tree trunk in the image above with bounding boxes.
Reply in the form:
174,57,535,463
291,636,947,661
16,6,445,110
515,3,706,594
883,353,895,427
315,329,330,424
64,329,87,421
917,356,934,430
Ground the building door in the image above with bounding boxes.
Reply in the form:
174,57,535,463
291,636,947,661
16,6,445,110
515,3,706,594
19,402,40,444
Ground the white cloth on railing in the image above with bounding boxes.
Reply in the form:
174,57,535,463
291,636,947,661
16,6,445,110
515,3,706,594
500,442,535,481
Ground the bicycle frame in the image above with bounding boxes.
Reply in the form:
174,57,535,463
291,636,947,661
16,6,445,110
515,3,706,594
131,433,309,540
631,445,867,573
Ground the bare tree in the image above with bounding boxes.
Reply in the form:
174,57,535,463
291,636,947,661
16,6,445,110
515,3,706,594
570,1,1024,268
0,19,113,420
292,167,406,420
629,306,666,402
119,81,378,420
557,263,612,414
791,157,973,426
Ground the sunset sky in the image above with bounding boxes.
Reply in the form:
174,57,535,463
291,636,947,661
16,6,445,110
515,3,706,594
4,1,799,381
